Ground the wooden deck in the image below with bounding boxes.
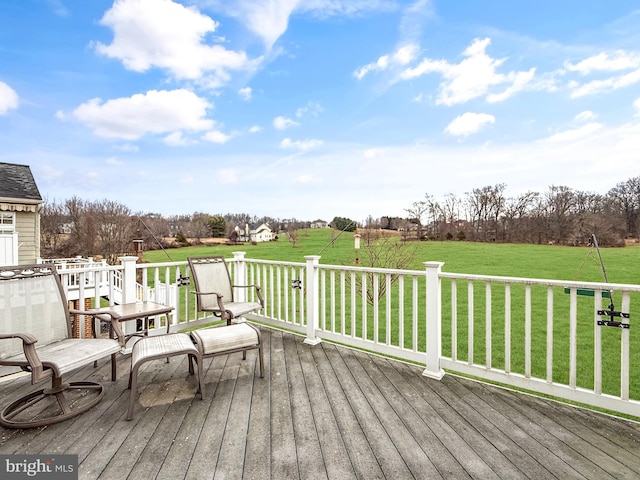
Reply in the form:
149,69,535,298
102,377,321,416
1,326,640,479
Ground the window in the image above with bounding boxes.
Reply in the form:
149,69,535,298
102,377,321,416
0,212,15,235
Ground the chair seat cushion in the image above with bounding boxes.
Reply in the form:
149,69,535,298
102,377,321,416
191,324,259,355
214,301,263,318
2,338,121,377
131,333,198,368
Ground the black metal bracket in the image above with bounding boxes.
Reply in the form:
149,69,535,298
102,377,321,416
597,308,630,328
291,279,302,289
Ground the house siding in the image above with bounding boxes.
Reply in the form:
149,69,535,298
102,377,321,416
15,210,40,264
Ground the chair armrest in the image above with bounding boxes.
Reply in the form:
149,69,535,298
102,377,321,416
231,284,265,308
0,333,46,382
69,309,127,348
0,332,38,344
191,290,224,298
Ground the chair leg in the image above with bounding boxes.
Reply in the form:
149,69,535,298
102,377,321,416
258,344,264,378
191,353,206,400
111,353,117,381
127,364,140,420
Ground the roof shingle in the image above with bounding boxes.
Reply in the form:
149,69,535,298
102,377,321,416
0,162,42,202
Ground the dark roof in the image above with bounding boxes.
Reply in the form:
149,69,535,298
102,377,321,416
0,162,42,202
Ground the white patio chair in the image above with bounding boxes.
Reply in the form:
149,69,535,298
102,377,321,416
0,264,121,428
188,256,264,324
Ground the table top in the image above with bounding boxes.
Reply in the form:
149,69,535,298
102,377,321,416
86,301,173,321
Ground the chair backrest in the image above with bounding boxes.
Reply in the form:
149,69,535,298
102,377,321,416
188,256,234,311
0,264,70,359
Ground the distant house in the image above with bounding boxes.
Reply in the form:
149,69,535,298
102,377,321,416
0,162,43,266
236,223,274,243
310,220,329,229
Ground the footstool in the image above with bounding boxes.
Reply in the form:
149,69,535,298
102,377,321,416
190,323,264,378
127,333,206,420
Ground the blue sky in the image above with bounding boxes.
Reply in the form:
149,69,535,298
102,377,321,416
1,1,639,222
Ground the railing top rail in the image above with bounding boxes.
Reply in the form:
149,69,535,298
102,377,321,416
136,261,187,268
55,264,122,273
441,271,640,292
317,263,425,276
242,258,306,268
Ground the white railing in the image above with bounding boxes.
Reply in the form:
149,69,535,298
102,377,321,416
54,252,640,418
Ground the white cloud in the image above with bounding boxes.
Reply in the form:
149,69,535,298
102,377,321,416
399,38,535,106
280,138,323,150
486,68,536,103
354,43,419,80
238,87,252,101
295,101,323,118
70,89,213,140
94,0,260,86
105,156,123,166
45,0,70,17
164,131,192,146
565,51,640,75
546,122,603,142
634,98,640,117
115,143,140,152
213,0,397,50
575,110,598,122
297,174,315,183
399,0,435,43
563,50,640,98
273,115,299,130
202,129,232,143
364,148,384,158
569,68,640,98
249,125,263,133
445,112,495,137
0,81,18,114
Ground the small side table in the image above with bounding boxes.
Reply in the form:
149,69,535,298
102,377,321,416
75,301,174,345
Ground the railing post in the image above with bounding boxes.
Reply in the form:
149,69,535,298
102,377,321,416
233,251,247,302
304,255,322,345
424,261,445,380
119,256,139,337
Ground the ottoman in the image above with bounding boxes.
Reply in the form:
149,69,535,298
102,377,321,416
127,333,205,420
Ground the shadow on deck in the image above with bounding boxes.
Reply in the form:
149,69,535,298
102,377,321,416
1,326,639,479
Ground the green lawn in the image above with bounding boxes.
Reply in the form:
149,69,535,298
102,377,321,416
145,229,638,284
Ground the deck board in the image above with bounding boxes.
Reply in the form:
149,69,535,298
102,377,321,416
1,326,640,480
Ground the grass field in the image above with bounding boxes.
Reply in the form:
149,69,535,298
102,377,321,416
145,228,639,284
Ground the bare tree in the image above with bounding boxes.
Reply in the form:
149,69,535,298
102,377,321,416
546,185,575,244
39,199,66,258
356,229,418,305
92,199,134,257
608,177,640,238
465,184,505,241
287,222,301,247
65,196,96,256
405,199,428,240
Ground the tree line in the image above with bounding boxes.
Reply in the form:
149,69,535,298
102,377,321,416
39,196,323,261
39,176,640,261
389,176,640,247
